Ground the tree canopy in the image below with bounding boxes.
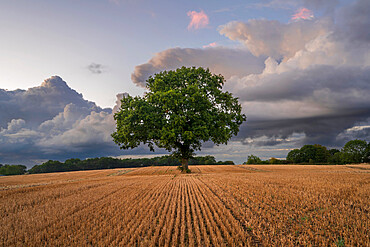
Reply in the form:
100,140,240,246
285,139,369,164
286,144,329,164
0,164,26,176
246,155,262,164
112,67,246,171
341,139,368,163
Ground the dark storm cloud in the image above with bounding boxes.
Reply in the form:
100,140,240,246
228,65,370,107
131,47,265,87
87,63,104,74
336,121,370,145
235,111,370,147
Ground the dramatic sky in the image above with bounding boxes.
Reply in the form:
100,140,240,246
1,0,369,166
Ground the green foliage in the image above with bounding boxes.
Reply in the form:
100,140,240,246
329,152,344,164
301,144,329,163
269,157,280,164
286,140,369,164
0,164,27,176
189,155,216,165
286,145,329,163
341,139,367,163
64,158,81,171
246,155,262,164
299,145,317,162
112,67,246,170
313,144,330,163
244,155,289,165
329,149,340,156
222,161,235,165
29,160,64,174
364,144,370,163
286,149,302,163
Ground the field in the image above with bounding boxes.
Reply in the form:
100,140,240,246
1,165,369,246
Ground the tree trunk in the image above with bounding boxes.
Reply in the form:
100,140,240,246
181,158,189,172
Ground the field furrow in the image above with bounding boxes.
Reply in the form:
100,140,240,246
190,178,225,246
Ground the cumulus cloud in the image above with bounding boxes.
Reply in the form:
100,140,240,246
87,63,104,74
187,10,209,30
0,76,133,166
131,47,265,87
219,18,331,60
0,76,102,129
37,110,116,154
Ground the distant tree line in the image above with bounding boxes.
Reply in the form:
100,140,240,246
0,155,234,175
0,164,27,176
245,139,370,165
244,155,291,165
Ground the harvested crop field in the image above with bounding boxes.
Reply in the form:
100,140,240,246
1,164,369,246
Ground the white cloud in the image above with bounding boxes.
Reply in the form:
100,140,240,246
38,111,116,153
219,18,331,60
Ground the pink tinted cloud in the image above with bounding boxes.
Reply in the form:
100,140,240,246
292,8,314,20
203,42,217,48
187,10,209,30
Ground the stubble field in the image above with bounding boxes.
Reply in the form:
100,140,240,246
1,164,369,246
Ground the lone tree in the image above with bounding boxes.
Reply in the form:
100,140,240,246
112,67,246,172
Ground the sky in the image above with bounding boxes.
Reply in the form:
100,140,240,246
0,0,369,166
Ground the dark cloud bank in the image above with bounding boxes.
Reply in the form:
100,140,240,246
1,0,369,165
